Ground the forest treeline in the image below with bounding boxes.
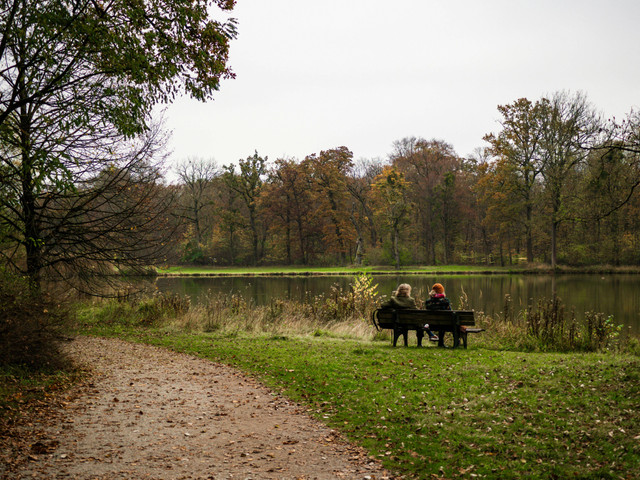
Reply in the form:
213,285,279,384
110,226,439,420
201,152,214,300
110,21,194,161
170,92,640,269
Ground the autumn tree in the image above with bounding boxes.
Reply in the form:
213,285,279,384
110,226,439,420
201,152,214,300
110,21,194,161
483,98,547,262
577,136,640,264
538,91,602,267
222,152,267,265
473,157,532,265
586,110,640,215
305,147,356,264
371,166,411,269
469,159,497,264
458,151,494,265
209,176,244,265
391,138,460,264
346,157,384,259
261,158,315,264
174,157,219,263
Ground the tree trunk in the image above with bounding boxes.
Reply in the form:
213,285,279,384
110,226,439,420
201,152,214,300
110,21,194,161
295,218,307,265
525,204,534,263
194,199,202,244
482,227,491,265
428,224,436,264
367,211,378,247
248,206,259,265
355,237,364,266
393,228,400,269
228,225,236,265
20,101,42,289
327,192,346,264
611,213,620,266
551,220,558,268
285,221,292,264
23,186,42,287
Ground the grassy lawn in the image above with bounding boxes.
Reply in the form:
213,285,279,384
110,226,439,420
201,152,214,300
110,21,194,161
157,264,640,276
158,265,518,276
80,323,640,479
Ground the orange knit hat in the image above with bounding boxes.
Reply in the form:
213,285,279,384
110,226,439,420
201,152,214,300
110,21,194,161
432,283,445,294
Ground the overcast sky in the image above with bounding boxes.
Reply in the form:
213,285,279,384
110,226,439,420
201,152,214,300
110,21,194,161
162,0,640,171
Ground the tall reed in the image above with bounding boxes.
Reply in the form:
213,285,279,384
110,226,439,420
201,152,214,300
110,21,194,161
480,294,628,353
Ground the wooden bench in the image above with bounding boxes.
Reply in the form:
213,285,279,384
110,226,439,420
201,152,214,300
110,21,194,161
372,308,483,349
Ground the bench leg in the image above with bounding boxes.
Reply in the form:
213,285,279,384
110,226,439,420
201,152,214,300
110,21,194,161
462,331,468,349
393,328,400,347
437,329,445,348
393,328,408,347
416,329,424,347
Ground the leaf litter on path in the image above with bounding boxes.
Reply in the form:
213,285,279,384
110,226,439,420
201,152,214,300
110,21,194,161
3,336,392,480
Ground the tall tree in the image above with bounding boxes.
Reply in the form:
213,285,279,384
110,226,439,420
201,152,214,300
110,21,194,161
305,147,355,264
370,166,411,269
174,157,219,262
261,158,315,264
0,0,237,288
483,98,547,262
223,152,267,265
346,157,384,252
433,170,458,264
538,91,601,267
0,121,174,290
391,138,459,264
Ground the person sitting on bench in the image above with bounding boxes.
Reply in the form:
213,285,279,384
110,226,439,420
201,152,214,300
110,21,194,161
424,283,451,311
423,283,455,339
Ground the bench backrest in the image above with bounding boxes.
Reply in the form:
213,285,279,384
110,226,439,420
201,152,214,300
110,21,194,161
375,309,475,329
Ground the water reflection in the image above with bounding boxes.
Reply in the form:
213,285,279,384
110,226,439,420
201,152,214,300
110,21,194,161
154,274,640,333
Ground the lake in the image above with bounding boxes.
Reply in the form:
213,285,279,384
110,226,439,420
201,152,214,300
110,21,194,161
154,274,640,334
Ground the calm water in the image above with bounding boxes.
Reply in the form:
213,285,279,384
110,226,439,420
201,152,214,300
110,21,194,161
154,274,640,334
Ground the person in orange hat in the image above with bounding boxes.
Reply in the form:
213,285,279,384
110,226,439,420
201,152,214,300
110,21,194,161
424,283,451,310
422,283,452,341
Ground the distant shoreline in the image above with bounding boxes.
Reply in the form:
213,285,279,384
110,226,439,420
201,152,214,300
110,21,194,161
156,265,640,277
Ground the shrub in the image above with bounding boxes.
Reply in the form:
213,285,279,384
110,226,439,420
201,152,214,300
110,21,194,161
0,270,71,369
305,274,378,323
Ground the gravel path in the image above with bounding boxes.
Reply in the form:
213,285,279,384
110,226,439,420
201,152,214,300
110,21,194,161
6,336,392,479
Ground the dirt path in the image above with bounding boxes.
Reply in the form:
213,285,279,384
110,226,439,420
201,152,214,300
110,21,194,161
7,336,392,479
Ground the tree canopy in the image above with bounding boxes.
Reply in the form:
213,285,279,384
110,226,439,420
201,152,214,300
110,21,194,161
0,0,238,290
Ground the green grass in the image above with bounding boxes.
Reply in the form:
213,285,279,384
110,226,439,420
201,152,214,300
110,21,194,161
80,322,640,479
157,264,640,276
158,264,518,276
